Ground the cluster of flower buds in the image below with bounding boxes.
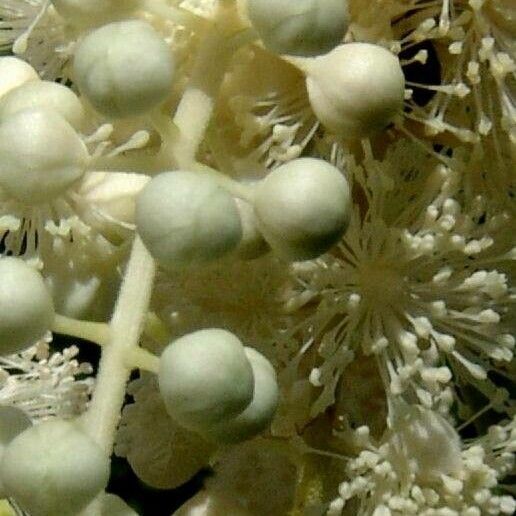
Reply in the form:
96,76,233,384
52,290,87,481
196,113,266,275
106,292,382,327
0,0,451,514
136,157,351,267
158,328,279,444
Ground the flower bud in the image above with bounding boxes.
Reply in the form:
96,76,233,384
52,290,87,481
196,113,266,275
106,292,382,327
305,43,405,139
0,258,55,356
247,0,349,57
0,57,38,99
136,172,242,268
253,157,351,261
0,420,110,516
0,108,89,204
0,80,86,129
158,329,254,432
203,348,279,443
0,406,32,498
73,20,174,118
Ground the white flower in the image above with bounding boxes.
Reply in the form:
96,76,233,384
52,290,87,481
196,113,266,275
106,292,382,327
0,336,93,421
214,47,319,170
332,410,516,515
284,138,514,422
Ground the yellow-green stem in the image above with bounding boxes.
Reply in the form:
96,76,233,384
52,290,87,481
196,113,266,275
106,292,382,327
52,314,110,347
168,2,242,168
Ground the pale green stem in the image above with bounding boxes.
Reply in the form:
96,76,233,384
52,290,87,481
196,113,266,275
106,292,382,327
82,236,156,453
144,311,170,345
125,347,160,374
52,314,110,346
169,3,240,168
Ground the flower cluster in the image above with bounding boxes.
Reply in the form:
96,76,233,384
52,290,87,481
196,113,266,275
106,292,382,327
0,1,513,515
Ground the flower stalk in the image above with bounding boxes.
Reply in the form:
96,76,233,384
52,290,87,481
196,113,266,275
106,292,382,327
82,236,155,453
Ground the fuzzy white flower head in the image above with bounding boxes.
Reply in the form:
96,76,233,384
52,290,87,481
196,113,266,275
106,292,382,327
304,43,405,139
73,20,175,118
0,108,89,204
0,341,93,421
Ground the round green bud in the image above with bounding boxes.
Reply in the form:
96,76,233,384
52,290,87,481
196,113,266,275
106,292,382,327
0,80,86,129
203,348,279,444
305,43,405,139
51,0,138,26
136,172,242,269
0,57,38,99
0,258,55,356
246,0,349,57
158,329,254,432
0,406,32,498
0,420,110,516
0,108,89,204
253,157,351,261
73,20,174,118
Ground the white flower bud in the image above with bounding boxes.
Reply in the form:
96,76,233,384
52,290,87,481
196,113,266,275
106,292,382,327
247,0,349,57
73,20,174,118
203,347,279,443
136,172,242,268
51,0,137,26
0,420,110,516
158,329,254,432
0,258,55,356
305,43,405,139
0,108,89,204
253,157,351,261
0,57,38,99
0,80,86,129
234,198,269,260
0,406,32,498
